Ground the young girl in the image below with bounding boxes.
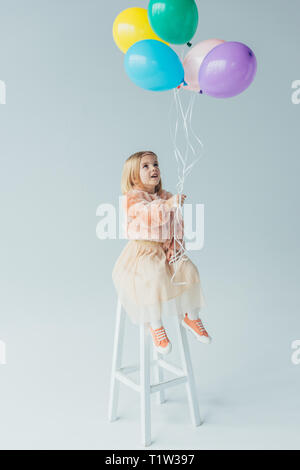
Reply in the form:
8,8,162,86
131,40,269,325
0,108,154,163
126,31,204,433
112,150,211,355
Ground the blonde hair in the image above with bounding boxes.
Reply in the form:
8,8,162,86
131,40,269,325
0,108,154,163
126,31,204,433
121,151,163,195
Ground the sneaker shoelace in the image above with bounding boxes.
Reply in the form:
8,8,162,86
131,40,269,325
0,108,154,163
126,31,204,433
193,318,208,336
153,327,167,342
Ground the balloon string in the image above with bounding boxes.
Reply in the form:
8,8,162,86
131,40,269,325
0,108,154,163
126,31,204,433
168,48,204,285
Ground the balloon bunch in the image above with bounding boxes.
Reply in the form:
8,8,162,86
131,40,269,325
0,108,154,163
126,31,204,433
113,0,257,98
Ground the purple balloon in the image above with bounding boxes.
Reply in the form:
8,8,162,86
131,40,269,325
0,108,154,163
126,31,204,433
198,41,257,98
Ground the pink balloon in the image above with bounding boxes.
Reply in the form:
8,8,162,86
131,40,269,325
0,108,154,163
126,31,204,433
183,39,226,92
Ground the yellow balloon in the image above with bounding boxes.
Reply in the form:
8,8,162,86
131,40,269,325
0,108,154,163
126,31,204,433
113,7,168,53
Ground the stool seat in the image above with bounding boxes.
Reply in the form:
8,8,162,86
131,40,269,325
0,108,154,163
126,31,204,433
108,298,202,447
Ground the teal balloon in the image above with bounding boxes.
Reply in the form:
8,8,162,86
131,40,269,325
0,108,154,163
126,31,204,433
124,39,184,91
148,0,198,45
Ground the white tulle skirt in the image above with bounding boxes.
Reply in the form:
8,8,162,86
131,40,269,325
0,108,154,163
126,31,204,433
112,239,206,325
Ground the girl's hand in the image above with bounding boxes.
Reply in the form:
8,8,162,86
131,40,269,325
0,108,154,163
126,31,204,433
166,248,173,262
167,193,187,209
166,239,185,262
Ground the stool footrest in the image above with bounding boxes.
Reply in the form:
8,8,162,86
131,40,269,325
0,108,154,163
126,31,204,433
150,376,187,394
157,359,185,377
115,371,140,393
114,367,188,395
118,359,185,378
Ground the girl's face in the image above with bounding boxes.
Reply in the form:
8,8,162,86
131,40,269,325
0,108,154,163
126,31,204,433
138,154,160,192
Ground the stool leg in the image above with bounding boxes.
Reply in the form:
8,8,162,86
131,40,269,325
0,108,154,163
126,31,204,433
153,347,166,404
108,298,125,422
140,324,151,446
175,315,202,427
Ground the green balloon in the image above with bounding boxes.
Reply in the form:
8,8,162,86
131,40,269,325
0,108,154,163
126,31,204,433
148,0,198,45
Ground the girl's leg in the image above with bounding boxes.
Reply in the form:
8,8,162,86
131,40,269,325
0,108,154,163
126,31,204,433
150,319,163,330
187,308,200,320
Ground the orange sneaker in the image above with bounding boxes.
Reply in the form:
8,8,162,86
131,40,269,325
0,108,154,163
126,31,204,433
182,314,212,344
149,326,172,355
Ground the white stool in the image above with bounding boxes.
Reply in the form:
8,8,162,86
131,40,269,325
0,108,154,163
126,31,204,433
108,298,202,447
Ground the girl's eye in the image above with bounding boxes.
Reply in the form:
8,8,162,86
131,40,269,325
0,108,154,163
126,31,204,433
142,163,158,168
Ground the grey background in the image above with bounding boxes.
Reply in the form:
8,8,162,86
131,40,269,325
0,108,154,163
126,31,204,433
0,0,299,450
